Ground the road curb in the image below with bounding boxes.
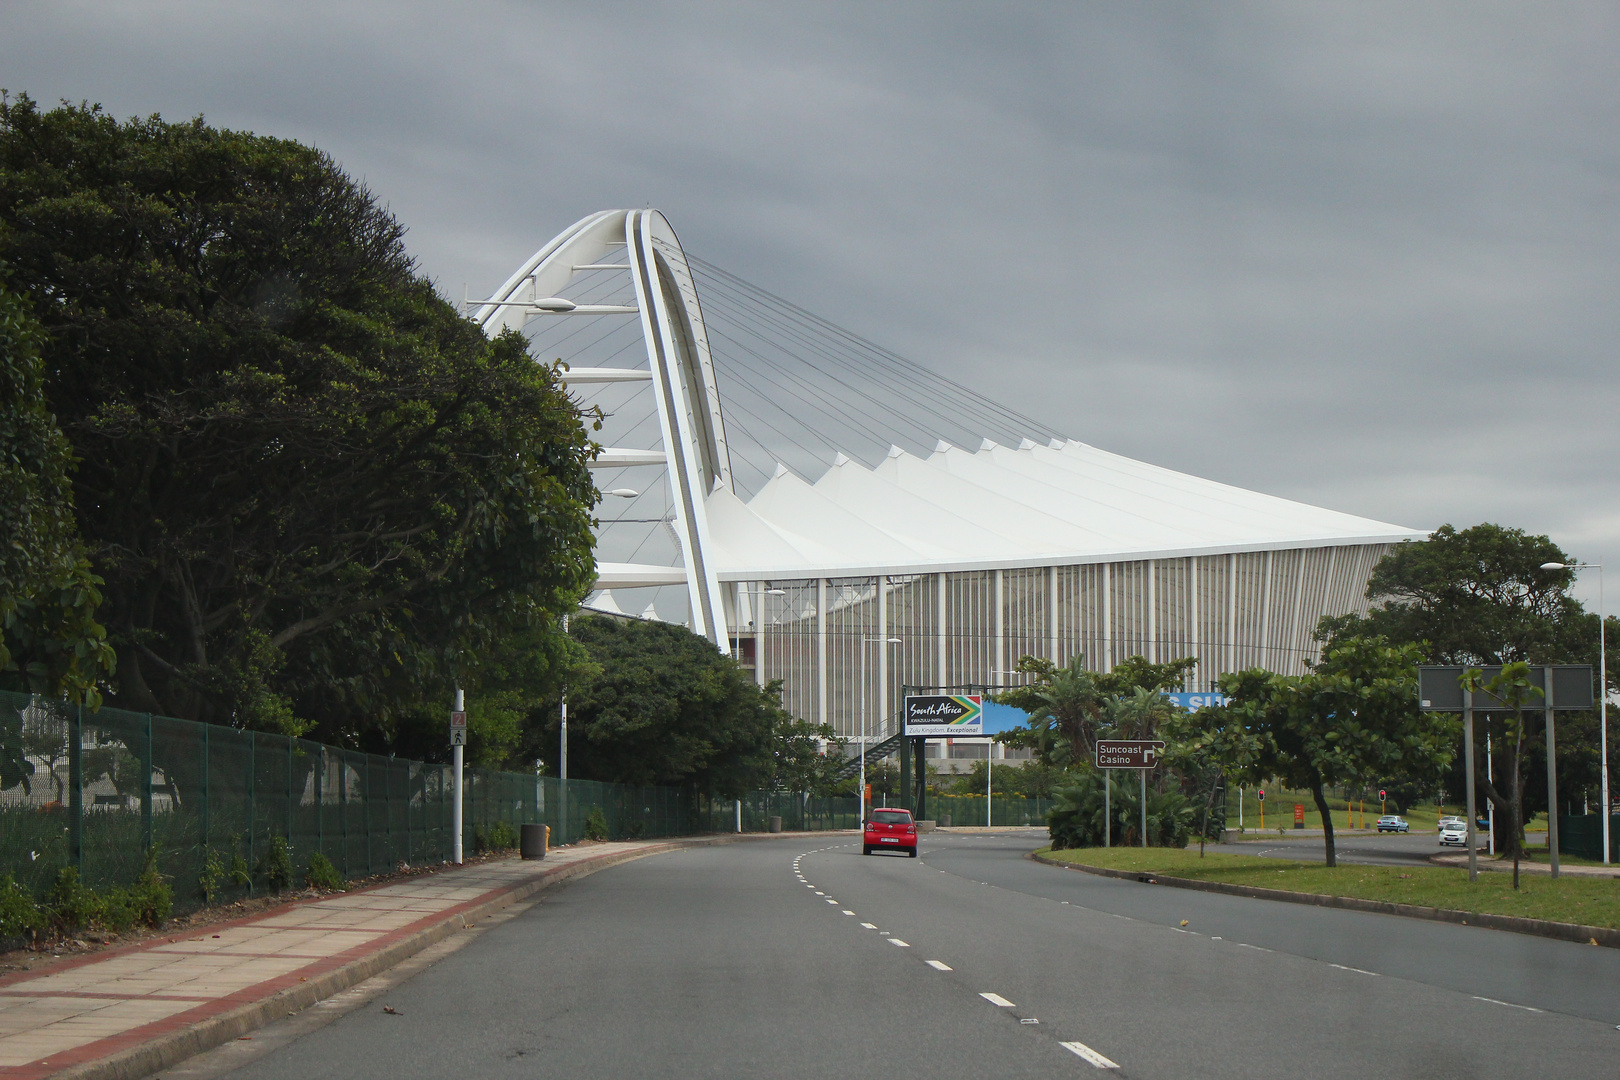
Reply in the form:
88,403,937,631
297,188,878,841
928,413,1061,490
48,833,771,1080
1026,852,1620,950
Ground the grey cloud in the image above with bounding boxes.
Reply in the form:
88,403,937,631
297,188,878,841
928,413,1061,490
4,0,1619,600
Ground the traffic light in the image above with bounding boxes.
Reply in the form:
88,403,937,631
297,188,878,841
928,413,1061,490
1257,790,1265,801
1379,789,1387,800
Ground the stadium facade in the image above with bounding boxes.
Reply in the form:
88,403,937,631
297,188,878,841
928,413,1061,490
473,210,1425,750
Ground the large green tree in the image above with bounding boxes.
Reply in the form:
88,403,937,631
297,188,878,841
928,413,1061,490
0,96,597,738
1166,636,1452,866
0,276,114,709
537,616,776,798
1321,523,1586,665
1321,522,1611,845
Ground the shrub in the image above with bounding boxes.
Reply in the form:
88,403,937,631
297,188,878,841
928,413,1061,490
126,848,173,926
256,834,294,892
0,874,45,940
472,822,521,854
583,808,608,841
49,867,98,933
305,852,344,891
1047,771,1194,850
198,849,227,904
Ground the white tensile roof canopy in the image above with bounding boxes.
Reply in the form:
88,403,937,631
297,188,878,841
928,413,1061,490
704,437,1422,582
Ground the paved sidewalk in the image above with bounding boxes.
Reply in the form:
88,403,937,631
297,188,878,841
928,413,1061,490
1431,852,1620,878
0,839,710,1080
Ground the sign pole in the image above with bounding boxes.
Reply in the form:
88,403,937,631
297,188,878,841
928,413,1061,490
1464,687,1477,883
1545,666,1560,879
451,688,465,865
1601,566,1610,865
1139,769,1147,848
1104,769,1110,848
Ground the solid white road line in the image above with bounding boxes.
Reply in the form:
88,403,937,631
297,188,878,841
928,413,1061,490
1472,995,1543,1013
1328,963,1379,976
926,960,952,971
1060,1041,1120,1069
979,993,1015,1007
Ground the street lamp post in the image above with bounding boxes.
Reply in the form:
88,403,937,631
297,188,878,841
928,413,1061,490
1542,561,1608,864
860,636,903,825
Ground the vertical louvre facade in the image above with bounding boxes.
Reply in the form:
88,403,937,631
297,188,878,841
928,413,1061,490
741,543,1393,739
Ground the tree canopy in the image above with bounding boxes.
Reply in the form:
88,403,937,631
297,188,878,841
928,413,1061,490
537,616,777,798
1320,523,1585,665
996,653,1196,768
0,96,598,739
0,276,114,704
1321,522,1612,836
1165,635,1452,866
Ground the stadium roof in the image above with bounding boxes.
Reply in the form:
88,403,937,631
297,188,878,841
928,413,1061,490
700,437,1424,581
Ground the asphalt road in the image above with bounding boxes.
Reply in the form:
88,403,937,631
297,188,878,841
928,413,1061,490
197,831,1620,1080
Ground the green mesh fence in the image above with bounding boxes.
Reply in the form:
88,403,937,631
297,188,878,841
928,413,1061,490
926,793,1054,828
0,691,705,913
0,690,1063,914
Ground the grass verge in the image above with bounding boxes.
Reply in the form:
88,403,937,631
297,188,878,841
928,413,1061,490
1035,846,1620,930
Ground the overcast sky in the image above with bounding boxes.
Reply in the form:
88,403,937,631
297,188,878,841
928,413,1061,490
6,2,1619,602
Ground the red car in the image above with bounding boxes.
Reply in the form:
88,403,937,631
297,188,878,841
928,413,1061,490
863,808,919,856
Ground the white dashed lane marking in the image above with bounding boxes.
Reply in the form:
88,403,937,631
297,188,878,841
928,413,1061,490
926,960,952,971
888,938,909,947
980,992,1015,1007
861,922,877,929
1061,1040,1120,1069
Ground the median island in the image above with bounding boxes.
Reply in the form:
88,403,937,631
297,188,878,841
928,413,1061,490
1033,847,1620,932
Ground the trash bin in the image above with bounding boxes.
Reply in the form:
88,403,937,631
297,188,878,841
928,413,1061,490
768,815,783,833
521,823,549,860
939,814,952,828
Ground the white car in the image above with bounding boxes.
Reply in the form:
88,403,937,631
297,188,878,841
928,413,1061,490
1439,821,1468,847
1376,815,1410,833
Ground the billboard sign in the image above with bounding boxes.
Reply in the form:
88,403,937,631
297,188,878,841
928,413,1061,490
1417,665,1594,712
1166,692,1229,711
903,695,983,736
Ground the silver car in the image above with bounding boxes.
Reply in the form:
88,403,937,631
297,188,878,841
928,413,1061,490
1376,815,1409,833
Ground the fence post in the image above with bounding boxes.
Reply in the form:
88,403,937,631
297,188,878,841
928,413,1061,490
247,733,256,897
68,703,83,876
315,748,323,863
142,713,153,855
286,736,293,855
201,721,210,858
339,753,348,877
364,756,373,875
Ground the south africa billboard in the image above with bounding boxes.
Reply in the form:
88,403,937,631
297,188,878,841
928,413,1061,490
903,694,983,736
